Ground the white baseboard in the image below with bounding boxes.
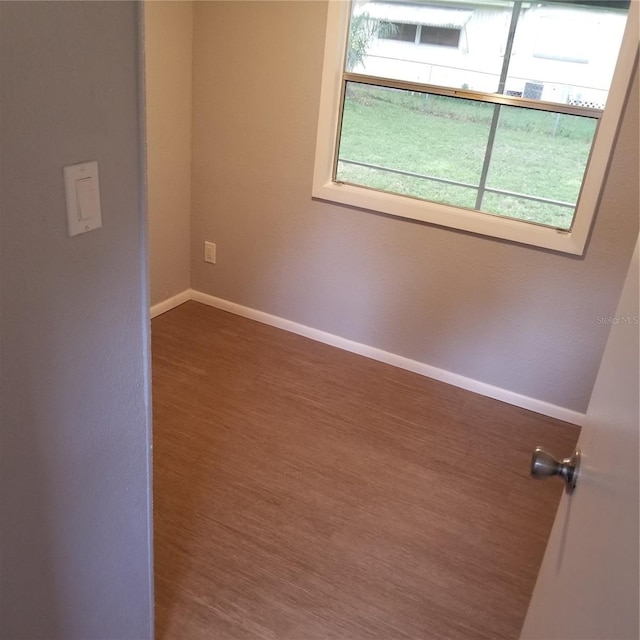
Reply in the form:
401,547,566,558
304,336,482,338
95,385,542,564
187,289,585,426
150,289,192,319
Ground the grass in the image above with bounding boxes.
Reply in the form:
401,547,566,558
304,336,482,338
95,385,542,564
336,84,597,229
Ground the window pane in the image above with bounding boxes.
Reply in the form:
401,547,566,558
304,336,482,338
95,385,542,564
335,82,598,230
506,2,628,108
347,1,509,90
347,1,627,106
483,106,597,212
336,83,492,207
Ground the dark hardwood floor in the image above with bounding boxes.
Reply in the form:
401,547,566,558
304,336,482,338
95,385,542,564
152,301,580,639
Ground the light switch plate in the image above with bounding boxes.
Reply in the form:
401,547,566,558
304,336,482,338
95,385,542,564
64,161,102,236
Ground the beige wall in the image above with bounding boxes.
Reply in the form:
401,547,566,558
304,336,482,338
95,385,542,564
186,1,638,413
145,0,193,306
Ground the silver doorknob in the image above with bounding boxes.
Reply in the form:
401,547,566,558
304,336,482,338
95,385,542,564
531,447,581,494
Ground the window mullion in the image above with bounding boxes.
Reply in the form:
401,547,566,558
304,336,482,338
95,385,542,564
341,73,602,119
475,1,523,211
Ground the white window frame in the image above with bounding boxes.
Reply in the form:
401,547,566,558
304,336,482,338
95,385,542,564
312,0,638,255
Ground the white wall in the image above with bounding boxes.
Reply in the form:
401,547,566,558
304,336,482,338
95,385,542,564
521,233,639,639
189,0,638,414
145,0,193,307
0,2,153,638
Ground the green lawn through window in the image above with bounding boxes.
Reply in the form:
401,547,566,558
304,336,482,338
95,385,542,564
336,84,597,229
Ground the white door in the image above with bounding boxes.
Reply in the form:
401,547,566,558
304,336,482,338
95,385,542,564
521,236,639,639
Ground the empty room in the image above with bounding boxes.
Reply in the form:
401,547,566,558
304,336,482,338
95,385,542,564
146,1,639,638
0,1,636,639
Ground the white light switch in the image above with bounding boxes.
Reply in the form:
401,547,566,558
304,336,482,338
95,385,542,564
64,161,102,236
75,177,96,221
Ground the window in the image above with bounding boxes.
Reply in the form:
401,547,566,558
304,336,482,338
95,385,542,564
313,0,636,255
420,25,460,47
380,22,461,47
381,22,418,42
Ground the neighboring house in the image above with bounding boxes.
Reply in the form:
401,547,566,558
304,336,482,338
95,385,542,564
355,0,627,108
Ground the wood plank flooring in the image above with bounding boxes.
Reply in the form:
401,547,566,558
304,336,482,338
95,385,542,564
152,301,580,640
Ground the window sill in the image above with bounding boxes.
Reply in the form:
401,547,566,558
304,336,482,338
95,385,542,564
312,179,586,254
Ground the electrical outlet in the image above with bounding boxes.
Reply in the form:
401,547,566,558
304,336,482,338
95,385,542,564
204,241,216,264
